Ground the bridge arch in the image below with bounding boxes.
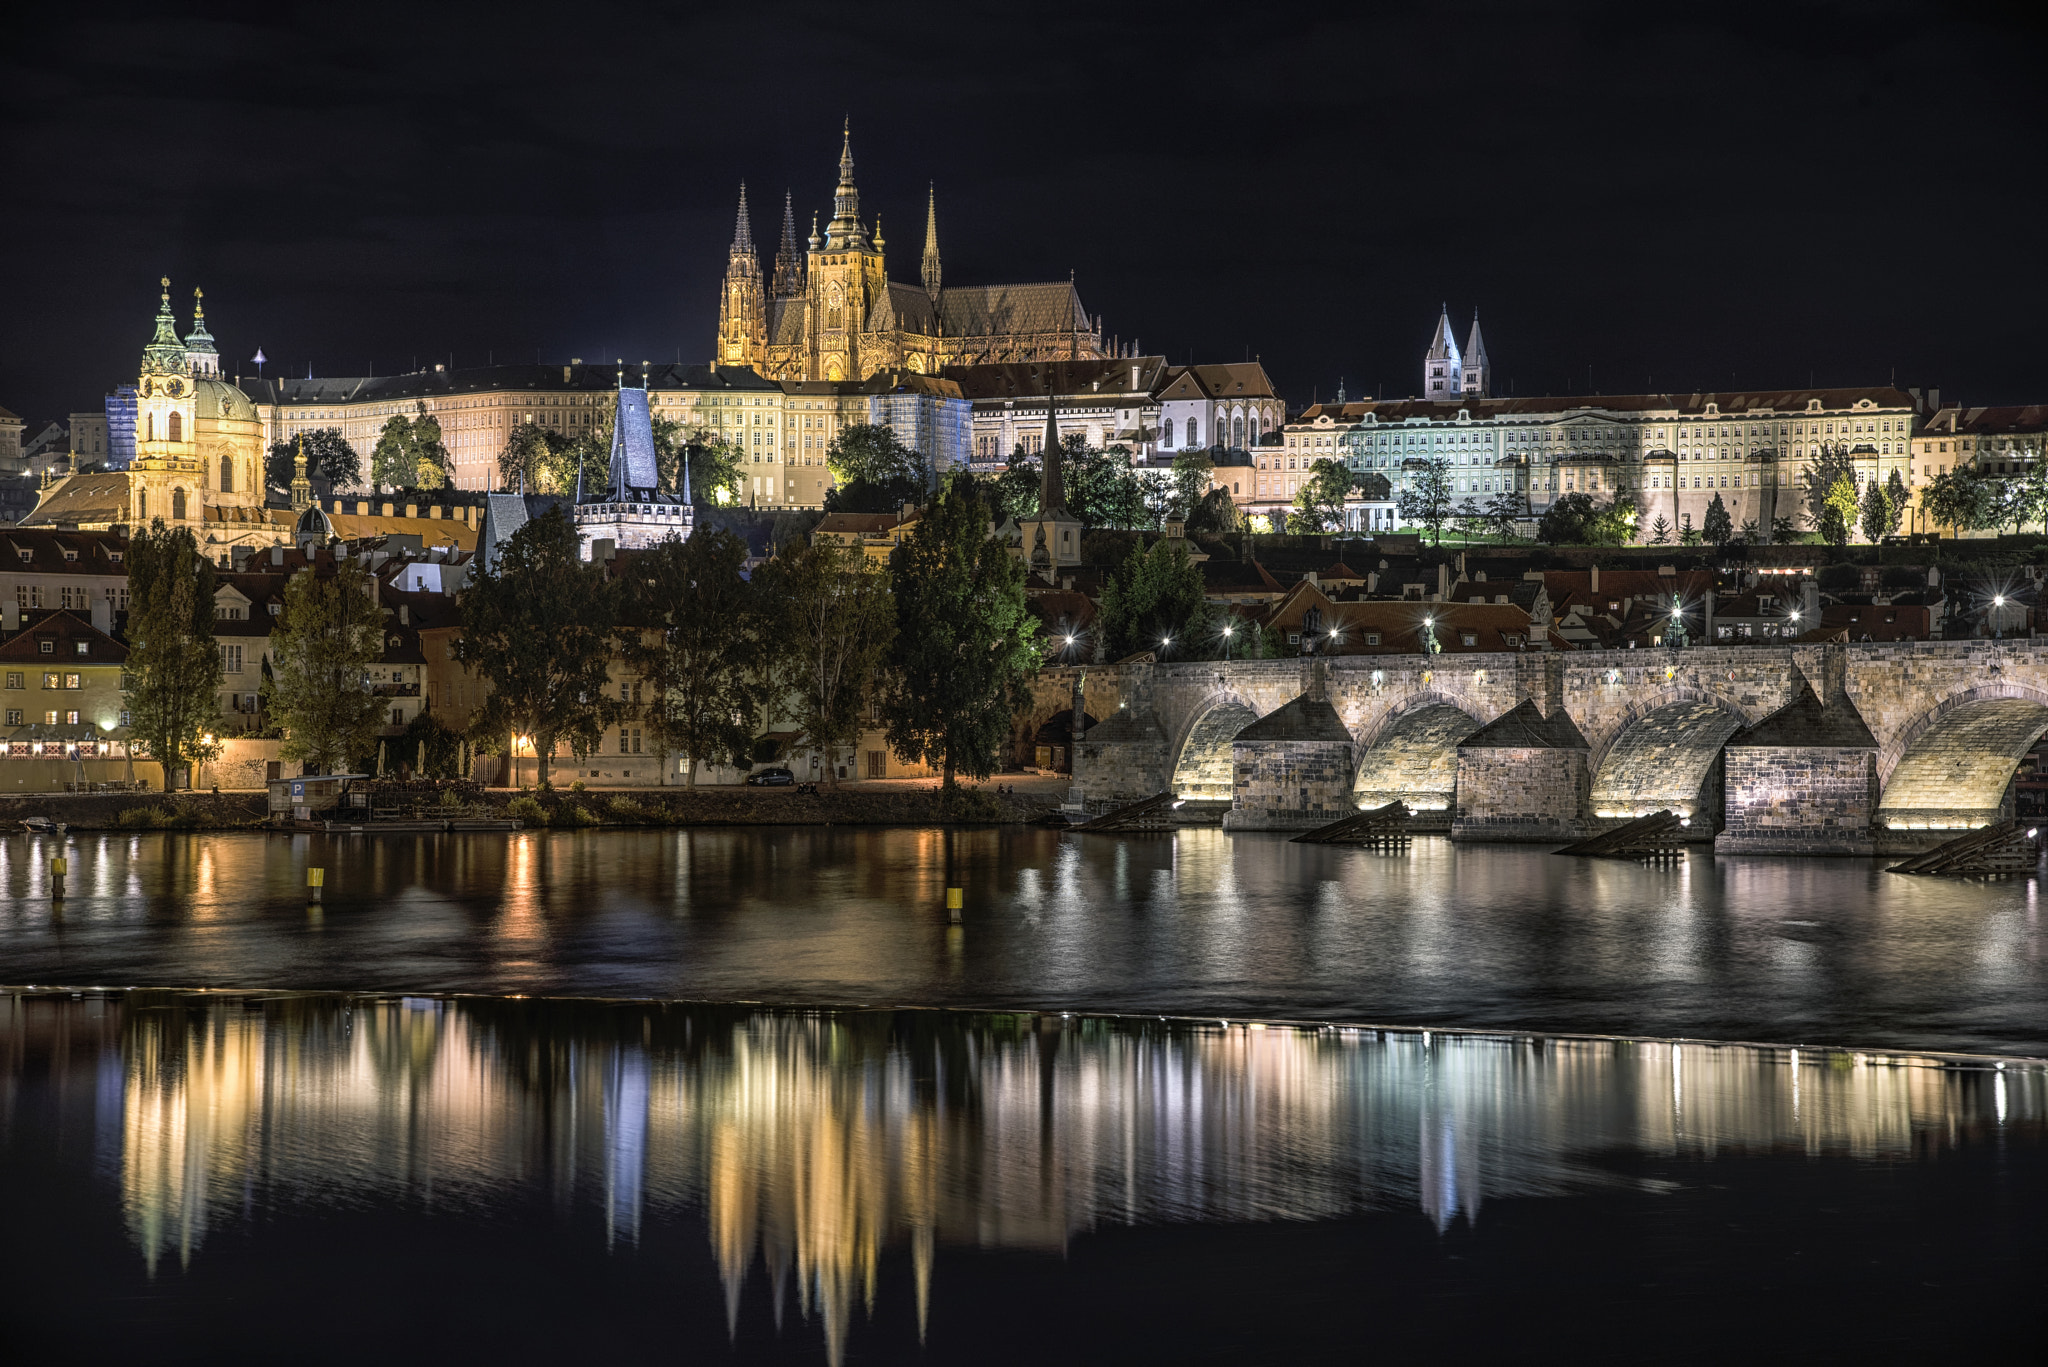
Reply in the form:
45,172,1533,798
1169,691,1262,799
1587,695,1750,824
1351,694,1485,813
1876,684,2048,830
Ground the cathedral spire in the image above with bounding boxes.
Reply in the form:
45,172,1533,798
772,190,805,298
826,120,863,248
1462,309,1490,398
1423,303,1462,398
731,183,757,260
921,183,941,299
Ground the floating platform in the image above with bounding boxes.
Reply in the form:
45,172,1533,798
1292,801,1412,848
1553,810,1687,862
1887,819,2040,875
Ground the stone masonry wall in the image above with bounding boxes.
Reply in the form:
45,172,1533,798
1716,746,1877,856
1451,747,1590,842
1223,739,1354,831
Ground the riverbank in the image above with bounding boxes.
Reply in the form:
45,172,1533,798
0,779,1066,831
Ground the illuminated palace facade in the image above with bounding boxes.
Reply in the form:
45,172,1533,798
715,128,1108,383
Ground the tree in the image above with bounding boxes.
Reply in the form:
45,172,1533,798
265,556,386,774
1065,441,1150,528
1882,469,1909,540
824,423,927,513
266,427,361,490
1169,449,1215,521
1679,513,1701,547
371,401,451,490
1098,536,1211,660
462,506,619,787
123,521,224,790
400,709,464,778
881,475,1040,789
1288,457,1354,534
1921,466,1992,536
1397,458,1454,544
1481,491,1522,540
1450,498,1486,542
677,428,744,506
1859,475,1895,544
1187,485,1242,534
755,537,896,788
1648,513,1673,545
1538,493,1599,545
1702,493,1733,548
1799,443,1860,546
619,528,760,786
496,421,574,493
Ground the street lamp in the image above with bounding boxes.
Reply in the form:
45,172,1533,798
1221,624,1234,661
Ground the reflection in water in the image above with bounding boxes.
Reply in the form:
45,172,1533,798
0,991,2036,1365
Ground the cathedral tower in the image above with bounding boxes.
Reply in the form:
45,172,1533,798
134,276,199,525
921,184,941,300
771,190,805,299
807,124,888,382
716,184,766,367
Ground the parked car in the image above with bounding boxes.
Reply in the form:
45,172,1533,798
745,767,796,787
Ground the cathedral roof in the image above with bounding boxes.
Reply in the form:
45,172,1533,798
872,281,939,336
943,356,1169,399
934,281,1089,338
193,378,259,422
767,297,808,347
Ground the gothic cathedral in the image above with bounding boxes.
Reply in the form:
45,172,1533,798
715,127,1106,382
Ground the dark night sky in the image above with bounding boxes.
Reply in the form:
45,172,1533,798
3,0,2042,427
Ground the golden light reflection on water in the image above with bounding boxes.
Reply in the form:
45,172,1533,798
0,992,2035,1366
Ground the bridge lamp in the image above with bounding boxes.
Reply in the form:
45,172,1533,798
1064,635,1075,646
1788,610,1801,623
1222,625,1234,637
1161,636,1173,648
1994,595,2006,607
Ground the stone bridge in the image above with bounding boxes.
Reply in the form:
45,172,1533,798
1022,640,2048,854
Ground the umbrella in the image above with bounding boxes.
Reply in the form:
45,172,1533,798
376,740,387,777
417,738,426,778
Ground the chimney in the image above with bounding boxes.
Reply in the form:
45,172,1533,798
270,545,284,566
398,604,410,626
1437,563,1449,599
1590,565,1600,593
91,594,111,633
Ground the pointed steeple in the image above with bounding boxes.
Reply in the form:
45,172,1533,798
730,183,757,260
1462,309,1490,398
289,434,312,511
921,184,942,299
1038,381,1067,517
1423,303,1462,398
772,190,805,298
141,276,186,378
1425,303,1460,362
825,120,864,248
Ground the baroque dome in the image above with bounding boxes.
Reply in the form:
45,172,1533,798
194,378,258,423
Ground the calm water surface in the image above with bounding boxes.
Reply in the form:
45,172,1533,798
2,828,2045,1054
0,990,2039,1364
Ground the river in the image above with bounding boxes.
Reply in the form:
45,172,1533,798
1,828,2044,1055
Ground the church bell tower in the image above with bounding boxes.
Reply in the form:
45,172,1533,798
716,184,766,367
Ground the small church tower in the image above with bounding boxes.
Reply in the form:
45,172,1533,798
1424,304,1462,399
771,190,805,299
716,184,766,367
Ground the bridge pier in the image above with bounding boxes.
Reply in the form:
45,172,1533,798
1451,700,1592,842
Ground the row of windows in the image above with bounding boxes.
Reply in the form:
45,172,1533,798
2,709,99,728
5,671,87,688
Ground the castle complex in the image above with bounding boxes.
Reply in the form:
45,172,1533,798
715,127,1107,382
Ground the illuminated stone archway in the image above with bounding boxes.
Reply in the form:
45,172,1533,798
1589,698,1747,826
1170,696,1260,799
1877,694,2048,832
1351,701,1482,813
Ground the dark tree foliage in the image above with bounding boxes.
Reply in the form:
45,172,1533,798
825,422,928,513
881,476,1040,788
620,529,761,786
123,520,223,788
1098,537,1214,661
266,427,361,490
461,506,619,787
